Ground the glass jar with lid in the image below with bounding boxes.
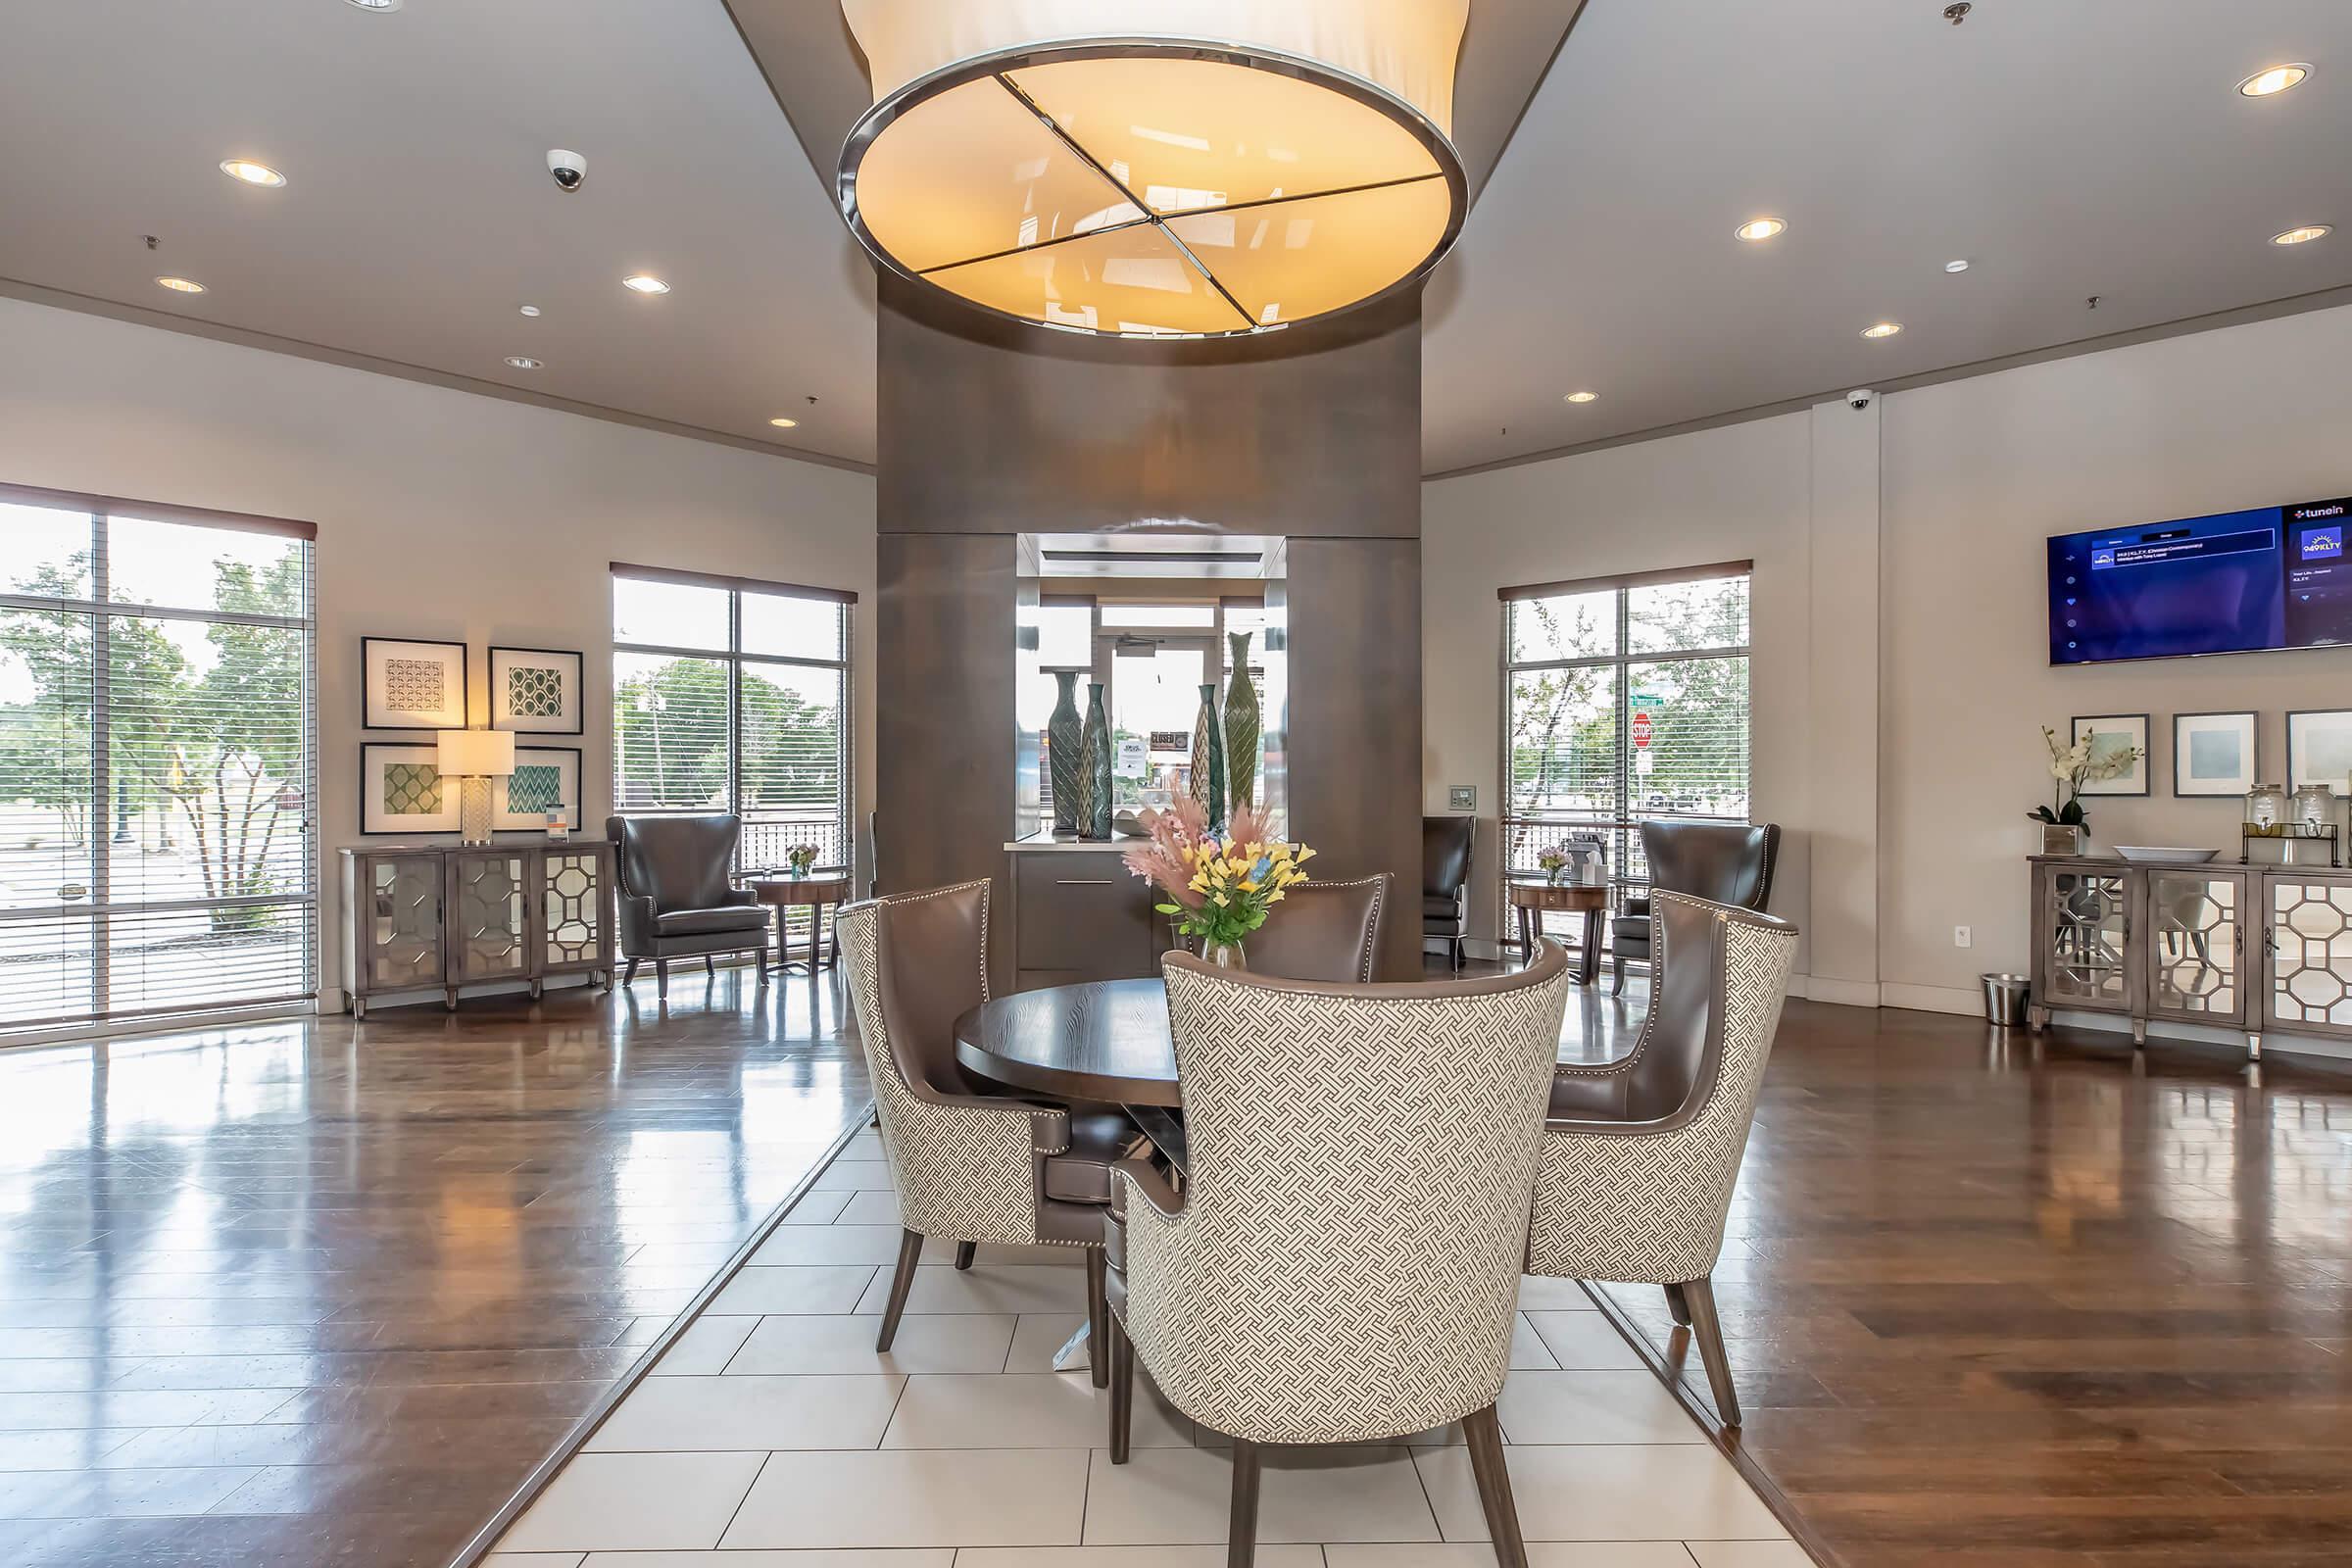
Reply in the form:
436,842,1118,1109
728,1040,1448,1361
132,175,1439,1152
2293,782,2337,830
2245,783,2288,831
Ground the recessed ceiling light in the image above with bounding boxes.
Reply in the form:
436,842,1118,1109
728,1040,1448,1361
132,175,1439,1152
504,356,543,369
1734,218,1787,243
769,416,801,428
2238,63,2310,97
1860,321,1902,338
345,0,401,11
219,159,285,188
1563,391,1597,404
2272,224,2332,246
1943,259,1970,273
621,273,670,295
518,305,542,318
154,275,206,293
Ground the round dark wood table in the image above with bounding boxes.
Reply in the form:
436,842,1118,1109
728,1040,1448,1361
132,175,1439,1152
953,978,1181,1108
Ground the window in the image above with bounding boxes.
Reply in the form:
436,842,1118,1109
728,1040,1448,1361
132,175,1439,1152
0,484,317,1032
611,564,855,889
1501,563,1750,948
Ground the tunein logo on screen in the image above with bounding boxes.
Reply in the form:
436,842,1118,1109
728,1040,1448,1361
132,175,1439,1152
2302,525,2344,561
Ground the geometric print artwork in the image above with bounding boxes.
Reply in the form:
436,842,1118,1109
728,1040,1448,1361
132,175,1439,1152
385,659,445,712
382,761,443,814
508,665,564,717
506,763,562,813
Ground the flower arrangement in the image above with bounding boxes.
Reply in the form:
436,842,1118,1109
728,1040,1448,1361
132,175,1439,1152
785,844,819,876
1122,795,1314,959
2030,725,2142,832
1537,847,1570,885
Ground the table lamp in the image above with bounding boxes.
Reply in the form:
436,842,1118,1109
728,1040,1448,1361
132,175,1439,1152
436,728,515,846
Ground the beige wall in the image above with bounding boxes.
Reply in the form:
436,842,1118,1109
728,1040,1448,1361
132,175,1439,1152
0,296,877,1004
1427,299,2352,1026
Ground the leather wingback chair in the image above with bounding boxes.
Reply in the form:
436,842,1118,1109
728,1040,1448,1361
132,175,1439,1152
1612,819,1779,994
607,813,771,1000
838,880,1145,1374
1423,815,1476,971
1107,943,1574,1567
1532,891,1800,1427
1242,874,1387,984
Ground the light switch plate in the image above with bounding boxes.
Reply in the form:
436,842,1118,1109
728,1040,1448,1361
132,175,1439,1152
1448,785,1477,811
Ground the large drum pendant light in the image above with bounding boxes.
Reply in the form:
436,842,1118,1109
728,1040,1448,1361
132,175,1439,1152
837,0,1469,338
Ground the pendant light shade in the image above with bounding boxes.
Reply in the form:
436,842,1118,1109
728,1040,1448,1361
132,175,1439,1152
838,0,1469,339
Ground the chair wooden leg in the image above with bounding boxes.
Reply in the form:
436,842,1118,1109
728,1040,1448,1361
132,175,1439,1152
954,1240,977,1271
1680,1275,1740,1427
1226,1437,1260,1568
704,955,715,978
655,959,668,1001
1663,1282,1691,1327
621,957,639,986
1610,953,1627,996
1464,1402,1528,1568
1107,1310,1134,1464
876,1228,923,1351
1085,1247,1109,1388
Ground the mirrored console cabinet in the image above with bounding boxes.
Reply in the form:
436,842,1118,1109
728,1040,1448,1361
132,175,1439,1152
2029,855,2352,1060
338,842,614,1017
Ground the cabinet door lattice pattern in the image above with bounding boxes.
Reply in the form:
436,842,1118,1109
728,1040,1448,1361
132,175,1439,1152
2269,878,2352,1027
2046,870,2129,1006
542,851,604,968
2147,872,2238,1017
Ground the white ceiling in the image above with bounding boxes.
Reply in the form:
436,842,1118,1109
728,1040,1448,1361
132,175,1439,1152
1423,0,2352,472
0,0,880,465
2,2,2348,477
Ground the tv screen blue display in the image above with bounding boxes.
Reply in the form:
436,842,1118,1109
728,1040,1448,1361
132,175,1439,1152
2048,493,2352,664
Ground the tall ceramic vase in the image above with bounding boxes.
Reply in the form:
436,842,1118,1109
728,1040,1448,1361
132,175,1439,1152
1047,669,1083,835
1189,683,1226,831
1223,630,1258,817
1075,681,1113,840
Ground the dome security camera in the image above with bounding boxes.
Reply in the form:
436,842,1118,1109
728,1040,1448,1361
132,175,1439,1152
1845,388,1875,411
547,149,585,192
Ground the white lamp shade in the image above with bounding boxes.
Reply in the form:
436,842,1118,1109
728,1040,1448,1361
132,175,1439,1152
437,729,515,778
838,0,1467,338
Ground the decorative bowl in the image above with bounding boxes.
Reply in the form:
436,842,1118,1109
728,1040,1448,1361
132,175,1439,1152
2113,846,2221,864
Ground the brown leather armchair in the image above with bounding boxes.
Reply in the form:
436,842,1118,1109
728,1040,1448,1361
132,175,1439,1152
1423,815,1476,971
607,813,771,1000
1243,873,1387,983
1612,819,1779,994
838,880,1147,1375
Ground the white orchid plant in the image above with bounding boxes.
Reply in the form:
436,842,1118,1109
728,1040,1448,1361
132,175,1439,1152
2030,725,2142,829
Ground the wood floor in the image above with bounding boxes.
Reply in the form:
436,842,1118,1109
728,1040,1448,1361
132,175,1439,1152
1597,1000,2352,1568
0,969,867,1568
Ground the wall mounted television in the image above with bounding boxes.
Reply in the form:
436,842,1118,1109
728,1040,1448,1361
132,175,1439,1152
2048,492,2352,664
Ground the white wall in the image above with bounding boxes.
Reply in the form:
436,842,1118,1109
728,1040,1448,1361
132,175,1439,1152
0,296,876,1004
1426,299,2352,1021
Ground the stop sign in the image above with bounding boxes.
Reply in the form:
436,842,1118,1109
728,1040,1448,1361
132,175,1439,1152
1631,710,1653,749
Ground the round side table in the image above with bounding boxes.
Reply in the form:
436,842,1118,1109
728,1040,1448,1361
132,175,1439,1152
1506,879,1609,986
750,873,852,973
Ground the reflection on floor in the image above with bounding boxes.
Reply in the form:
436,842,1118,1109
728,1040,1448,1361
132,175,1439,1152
491,1118,1798,1565
0,968,866,1568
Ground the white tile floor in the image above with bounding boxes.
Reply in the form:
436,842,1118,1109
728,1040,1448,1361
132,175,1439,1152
493,1131,1800,1566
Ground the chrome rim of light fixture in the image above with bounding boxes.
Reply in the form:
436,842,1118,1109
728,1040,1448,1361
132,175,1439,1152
836,37,1468,340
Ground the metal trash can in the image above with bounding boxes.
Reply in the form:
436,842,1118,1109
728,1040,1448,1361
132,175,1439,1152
1980,972,2031,1028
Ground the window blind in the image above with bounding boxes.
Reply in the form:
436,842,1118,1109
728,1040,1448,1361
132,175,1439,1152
1501,567,1750,949
0,490,317,1032
611,568,854,906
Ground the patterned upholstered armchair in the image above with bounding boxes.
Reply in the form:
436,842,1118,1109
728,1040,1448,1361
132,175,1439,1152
1107,943,1574,1567
836,880,1145,1373
1239,873,1387,984
1529,889,1800,1427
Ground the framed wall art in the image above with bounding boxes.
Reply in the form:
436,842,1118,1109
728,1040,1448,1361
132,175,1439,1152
492,746,581,832
362,637,467,731
2173,711,2258,798
360,743,460,834
2287,709,2352,790
2072,713,2150,797
488,645,584,735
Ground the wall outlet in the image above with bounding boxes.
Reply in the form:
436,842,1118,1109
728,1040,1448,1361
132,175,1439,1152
1953,925,1972,949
